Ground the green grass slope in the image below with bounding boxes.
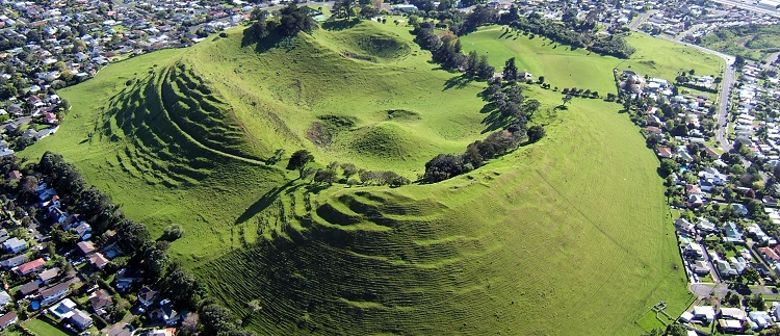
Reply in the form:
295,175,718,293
24,20,697,335
184,21,487,174
461,25,725,95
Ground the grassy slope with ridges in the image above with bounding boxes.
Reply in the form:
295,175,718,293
23,20,705,335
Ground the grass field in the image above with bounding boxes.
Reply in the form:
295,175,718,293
700,24,780,61
461,25,725,95
22,318,70,336
23,20,698,335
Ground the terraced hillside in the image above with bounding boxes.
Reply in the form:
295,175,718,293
24,19,703,334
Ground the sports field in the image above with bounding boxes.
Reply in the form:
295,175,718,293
23,20,701,334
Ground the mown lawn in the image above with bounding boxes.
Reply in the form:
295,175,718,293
23,318,70,336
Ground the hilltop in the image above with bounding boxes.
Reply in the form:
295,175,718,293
23,19,700,334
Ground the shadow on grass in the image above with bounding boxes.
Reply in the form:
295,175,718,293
443,74,474,91
322,18,361,31
235,179,296,224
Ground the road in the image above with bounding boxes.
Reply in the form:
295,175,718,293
715,60,735,152
708,0,780,18
628,10,654,30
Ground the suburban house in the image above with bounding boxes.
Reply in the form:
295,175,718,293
0,311,17,330
19,281,39,297
39,281,71,306
1,254,28,269
15,258,45,276
77,241,95,255
2,237,27,254
138,286,158,308
693,306,716,323
88,253,108,270
152,299,180,326
0,290,10,306
73,222,92,240
38,267,60,284
69,309,93,331
89,289,113,316
49,298,77,319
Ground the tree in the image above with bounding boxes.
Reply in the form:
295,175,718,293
465,51,479,76
475,55,495,80
250,8,269,22
278,4,317,37
200,304,235,335
734,55,745,69
502,57,518,82
560,94,573,106
659,159,678,177
527,125,545,143
162,224,184,241
161,262,203,308
287,150,314,178
750,293,766,310
333,0,357,19
341,163,358,179
664,323,687,336
314,168,336,184
424,154,465,182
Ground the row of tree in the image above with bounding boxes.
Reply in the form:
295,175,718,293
413,22,495,79
423,126,543,182
423,80,544,182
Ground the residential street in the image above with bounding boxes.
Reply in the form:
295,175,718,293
716,62,735,152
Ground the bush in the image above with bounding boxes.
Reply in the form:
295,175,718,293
162,224,184,241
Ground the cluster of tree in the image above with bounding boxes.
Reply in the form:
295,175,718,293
589,35,636,59
412,22,494,79
508,14,635,58
290,154,411,187
423,73,546,183
561,87,600,99
244,4,317,42
453,5,497,35
358,170,410,187
36,152,248,335
484,81,541,121
424,128,534,182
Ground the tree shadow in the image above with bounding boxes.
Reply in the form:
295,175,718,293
234,180,296,224
443,74,473,91
322,18,361,31
479,104,512,133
